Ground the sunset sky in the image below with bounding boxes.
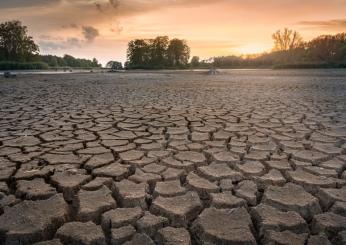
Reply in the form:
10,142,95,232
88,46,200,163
1,0,345,65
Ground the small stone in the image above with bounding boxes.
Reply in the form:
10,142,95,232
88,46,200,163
82,177,114,191
287,169,337,194
16,178,57,200
317,186,346,209
162,157,195,172
186,172,219,199
320,158,345,174
110,225,136,244
92,162,131,181
311,212,346,238
143,163,167,174
264,160,292,172
243,151,269,161
78,146,110,155
129,169,161,184
237,161,266,177
335,230,346,245
303,166,338,178
136,212,169,237
235,180,258,206
162,168,186,181
211,151,239,165
84,152,115,170
33,239,63,245
263,183,322,220
101,207,144,230
4,136,41,147
331,201,346,216
292,150,329,164
192,207,256,244
150,191,202,227
174,151,206,165
123,233,155,245
257,169,286,190
77,186,116,222
154,180,187,197
41,153,87,165
119,150,145,162
250,204,308,237
219,179,234,191
50,172,92,201
197,163,243,182
307,233,332,245
114,180,148,208
0,182,9,194
263,230,308,245
210,192,247,209
155,227,191,245
0,194,68,244
55,221,106,245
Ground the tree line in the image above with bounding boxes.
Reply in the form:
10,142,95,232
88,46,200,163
0,21,101,70
196,29,346,69
125,36,190,69
1,20,345,70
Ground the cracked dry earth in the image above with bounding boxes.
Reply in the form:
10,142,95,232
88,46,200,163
0,70,346,245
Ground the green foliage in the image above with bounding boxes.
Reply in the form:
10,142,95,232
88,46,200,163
190,56,200,68
126,36,190,69
0,61,49,70
167,39,190,68
39,54,101,68
203,32,346,69
0,21,39,62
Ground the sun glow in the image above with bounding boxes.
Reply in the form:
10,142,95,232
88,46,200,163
235,43,271,55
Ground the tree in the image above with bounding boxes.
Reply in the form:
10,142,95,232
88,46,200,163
190,56,200,67
127,39,151,68
106,61,123,70
149,36,169,67
0,20,39,61
126,36,191,69
272,28,303,51
306,33,346,62
92,58,100,67
167,39,190,67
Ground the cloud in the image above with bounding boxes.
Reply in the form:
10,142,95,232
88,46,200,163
39,37,81,50
109,0,120,8
0,0,60,9
82,26,100,42
296,19,346,30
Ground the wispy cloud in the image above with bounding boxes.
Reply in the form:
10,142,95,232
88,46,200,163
0,0,60,9
82,26,100,42
39,37,81,50
297,19,346,30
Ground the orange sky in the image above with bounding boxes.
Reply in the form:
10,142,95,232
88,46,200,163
1,0,346,65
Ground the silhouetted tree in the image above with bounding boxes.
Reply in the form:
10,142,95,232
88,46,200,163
127,39,151,68
106,61,123,70
272,28,303,51
126,36,190,69
149,36,169,68
190,56,200,67
306,33,346,63
167,39,190,67
0,20,39,61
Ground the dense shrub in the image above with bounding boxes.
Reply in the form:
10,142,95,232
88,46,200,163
0,61,49,70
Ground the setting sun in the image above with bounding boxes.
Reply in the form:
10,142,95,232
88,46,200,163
234,43,272,55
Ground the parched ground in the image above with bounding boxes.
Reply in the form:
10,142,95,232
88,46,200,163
0,70,346,245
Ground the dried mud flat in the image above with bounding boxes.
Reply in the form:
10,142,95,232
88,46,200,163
0,70,346,245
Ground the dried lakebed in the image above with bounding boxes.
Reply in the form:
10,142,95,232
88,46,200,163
0,70,346,245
